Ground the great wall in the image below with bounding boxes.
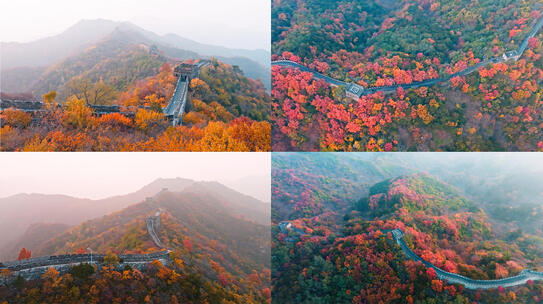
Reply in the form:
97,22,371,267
272,12,543,100
164,60,210,125
0,59,211,126
391,229,543,290
276,222,543,290
0,199,170,285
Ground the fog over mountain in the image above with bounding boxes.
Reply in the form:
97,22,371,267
1,19,269,70
1,19,271,94
0,177,269,260
272,152,543,303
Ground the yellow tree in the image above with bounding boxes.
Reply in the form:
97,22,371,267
2,108,31,128
190,78,211,97
0,269,12,280
65,78,117,105
135,108,165,132
43,91,58,109
196,121,249,151
89,80,117,105
103,252,120,267
63,96,94,129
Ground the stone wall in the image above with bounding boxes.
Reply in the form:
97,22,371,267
0,208,170,286
392,228,543,289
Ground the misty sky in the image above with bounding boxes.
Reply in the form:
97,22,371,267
0,0,270,50
0,152,270,200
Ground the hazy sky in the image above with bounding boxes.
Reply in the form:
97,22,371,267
0,152,270,200
0,0,270,50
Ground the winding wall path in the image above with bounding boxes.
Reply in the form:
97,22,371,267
391,229,543,290
0,207,170,284
0,100,140,116
276,222,543,290
272,14,543,99
0,60,212,126
163,59,211,126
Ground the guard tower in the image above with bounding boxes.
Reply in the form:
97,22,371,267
502,50,520,62
346,83,365,99
164,60,211,126
174,63,199,79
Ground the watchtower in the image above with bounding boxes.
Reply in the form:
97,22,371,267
174,63,198,79
346,83,365,99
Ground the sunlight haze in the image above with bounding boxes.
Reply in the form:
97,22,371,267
0,152,271,201
0,0,270,50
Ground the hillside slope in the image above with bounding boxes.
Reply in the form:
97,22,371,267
271,0,543,151
273,173,543,303
0,178,195,258
20,184,271,301
1,19,271,95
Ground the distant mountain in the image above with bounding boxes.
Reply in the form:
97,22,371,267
0,223,70,260
1,19,271,96
0,178,270,261
272,153,543,229
271,152,415,221
0,177,195,258
31,184,270,275
0,19,121,69
356,173,480,219
225,174,271,203
183,181,270,225
0,180,271,303
109,21,269,67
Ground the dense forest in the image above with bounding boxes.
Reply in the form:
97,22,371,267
0,183,271,303
271,0,543,151
1,59,270,151
271,153,543,303
0,254,269,303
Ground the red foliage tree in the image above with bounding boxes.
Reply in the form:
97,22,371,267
528,37,539,49
17,248,31,260
182,239,193,253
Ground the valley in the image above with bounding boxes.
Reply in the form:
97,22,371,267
271,153,543,303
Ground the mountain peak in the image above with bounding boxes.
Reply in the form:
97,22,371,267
359,173,474,218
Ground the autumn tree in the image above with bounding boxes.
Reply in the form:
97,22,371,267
65,78,117,105
89,80,117,105
2,108,31,128
190,78,211,97
43,91,58,110
96,113,133,130
62,96,94,129
195,121,249,151
103,252,120,267
0,269,12,280
17,248,31,260
134,108,165,132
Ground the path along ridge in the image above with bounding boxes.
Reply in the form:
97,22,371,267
272,13,543,99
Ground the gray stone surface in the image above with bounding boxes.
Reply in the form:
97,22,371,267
164,59,211,126
392,228,543,290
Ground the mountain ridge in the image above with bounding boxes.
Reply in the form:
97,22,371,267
1,19,271,95
0,177,267,259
